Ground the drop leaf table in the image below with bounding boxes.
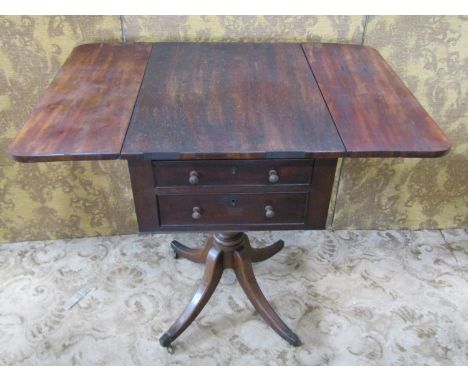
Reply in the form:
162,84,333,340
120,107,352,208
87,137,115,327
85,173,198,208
10,42,450,349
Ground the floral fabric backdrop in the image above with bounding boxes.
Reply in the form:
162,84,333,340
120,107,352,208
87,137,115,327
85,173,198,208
0,16,137,243
0,16,466,242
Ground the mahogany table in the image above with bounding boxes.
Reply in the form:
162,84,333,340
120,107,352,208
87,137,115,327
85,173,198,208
10,42,450,349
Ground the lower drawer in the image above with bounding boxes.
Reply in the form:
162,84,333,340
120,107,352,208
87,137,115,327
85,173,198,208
158,193,307,226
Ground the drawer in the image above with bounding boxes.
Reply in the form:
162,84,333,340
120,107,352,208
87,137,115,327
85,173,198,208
158,192,307,226
152,159,313,187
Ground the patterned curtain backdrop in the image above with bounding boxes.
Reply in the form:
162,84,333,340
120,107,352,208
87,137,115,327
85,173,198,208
0,16,466,242
0,16,137,242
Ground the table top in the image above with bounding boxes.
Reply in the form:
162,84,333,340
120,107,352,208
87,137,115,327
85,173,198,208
10,43,151,162
10,42,450,162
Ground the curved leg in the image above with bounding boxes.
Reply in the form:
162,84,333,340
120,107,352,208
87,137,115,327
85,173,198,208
242,237,284,263
232,250,301,346
171,237,213,263
160,247,223,348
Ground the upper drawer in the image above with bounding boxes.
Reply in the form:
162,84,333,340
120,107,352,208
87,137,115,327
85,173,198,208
152,159,314,187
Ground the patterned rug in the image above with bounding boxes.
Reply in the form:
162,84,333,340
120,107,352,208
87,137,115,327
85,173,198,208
0,229,467,365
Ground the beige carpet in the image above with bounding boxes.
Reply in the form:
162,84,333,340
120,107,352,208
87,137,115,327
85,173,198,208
0,229,467,365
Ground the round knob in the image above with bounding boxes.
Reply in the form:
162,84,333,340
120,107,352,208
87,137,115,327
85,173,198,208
265,205,275,219
189,171,199,185
268,169,279,184
192,206,202,220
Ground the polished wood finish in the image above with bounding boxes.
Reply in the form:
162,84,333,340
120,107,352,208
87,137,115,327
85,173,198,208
10,43,152,162
233,248,300,346
9,42,451,350
160,232,300,348
249,239,284,263
175,234,286,264
152,159,313,187
10,42,450,162
302,43,451,157
160,246,224,348
155,184,310,195
305,158,338,229
127,157,337,233
128,159,159,232
122,43,345,160
171,237,215,263
158,192,308,226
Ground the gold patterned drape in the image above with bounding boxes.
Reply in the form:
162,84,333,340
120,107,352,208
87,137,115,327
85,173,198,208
0,16,137,242
1,16,466,242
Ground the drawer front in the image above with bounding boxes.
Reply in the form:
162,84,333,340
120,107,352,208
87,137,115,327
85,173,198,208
153,159,313,187
158,193,307,226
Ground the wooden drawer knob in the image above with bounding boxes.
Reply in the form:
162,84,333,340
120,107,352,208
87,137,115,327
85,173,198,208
265,205,275,219
268,169,279,184
192,206,202,220
189,171,199,185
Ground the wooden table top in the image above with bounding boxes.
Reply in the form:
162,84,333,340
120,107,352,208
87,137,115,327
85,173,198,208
10,43,151,162
10,42,450,162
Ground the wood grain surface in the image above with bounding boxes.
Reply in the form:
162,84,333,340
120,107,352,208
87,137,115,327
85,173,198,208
128,159,160,232
121,43,345,160
9,43,152,162
10,42,451,162
158,192,308,226
302,43,451,157
152,159,313,187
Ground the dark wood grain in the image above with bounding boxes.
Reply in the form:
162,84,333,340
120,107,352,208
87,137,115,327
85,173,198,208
128,159,159,232
305,158,338,229
302,43,451,157
128,157,335,232
152,159,313,187
160,232,300,348
9,43,152,162
233,245,300,346
159,246,224,348
171,237,215,263
155,184,310,195
153,221,306,233
158,192,307,226
121,43,345,160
